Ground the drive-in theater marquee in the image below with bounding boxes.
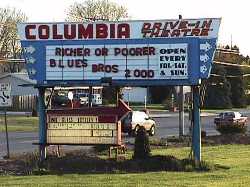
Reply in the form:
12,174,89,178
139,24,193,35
18,18,221,86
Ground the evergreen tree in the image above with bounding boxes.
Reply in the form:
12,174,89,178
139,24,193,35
148,86,174,104
226,66,246,108
204,64,232,109
133,126,151,159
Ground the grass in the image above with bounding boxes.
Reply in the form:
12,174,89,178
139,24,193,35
1,144,250,186
129,104,166,111
0,116,38,132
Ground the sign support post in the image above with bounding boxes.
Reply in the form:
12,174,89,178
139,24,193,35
179,86,184,137
38,88,46,161
192,86,201,163
4,108,10,159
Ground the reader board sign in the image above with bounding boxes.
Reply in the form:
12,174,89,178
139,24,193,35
45,43,188,80
46,113,121,145
18,18,221,86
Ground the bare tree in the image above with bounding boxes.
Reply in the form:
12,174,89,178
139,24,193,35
66,0,129,104
66,0,128,22
0,7,27,73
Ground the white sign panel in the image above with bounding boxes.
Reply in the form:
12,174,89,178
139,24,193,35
45,44,188,80
0,83,12,107
46,114,121,145
18,18,221,40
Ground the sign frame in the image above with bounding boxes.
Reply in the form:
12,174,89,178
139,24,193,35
18,18,220,87
46,111,122,145
21,37,202,86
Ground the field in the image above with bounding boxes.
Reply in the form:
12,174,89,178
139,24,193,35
1,144,250,187
0,116,38,132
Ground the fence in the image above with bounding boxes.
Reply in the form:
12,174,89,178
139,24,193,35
0,95,37,112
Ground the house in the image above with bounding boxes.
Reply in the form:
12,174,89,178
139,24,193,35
0,73,38,111
122,86,191,104
122,87,148,103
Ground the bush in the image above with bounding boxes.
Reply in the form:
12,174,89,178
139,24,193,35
93,145,110,154
162,98,174,110
133,126,151,159
216,123,247,134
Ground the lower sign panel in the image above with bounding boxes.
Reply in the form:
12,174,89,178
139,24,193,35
46,114,121,145
47,136,117,144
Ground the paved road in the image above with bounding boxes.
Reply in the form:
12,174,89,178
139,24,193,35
1,113,250,158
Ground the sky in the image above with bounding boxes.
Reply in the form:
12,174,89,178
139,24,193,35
1,0,249,56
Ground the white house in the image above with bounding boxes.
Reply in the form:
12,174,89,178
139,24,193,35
0,73,38,111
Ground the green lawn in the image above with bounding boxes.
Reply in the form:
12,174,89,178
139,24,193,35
0,116,38,132
1,144,250,187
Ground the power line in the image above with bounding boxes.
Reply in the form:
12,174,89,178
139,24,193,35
0,58,25,63
214,61,250,68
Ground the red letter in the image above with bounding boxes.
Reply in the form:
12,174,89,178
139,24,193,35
141,23,151,37
150,22,162,37
178,21,188,29
38,25,49,39
96,24,108,38
25,25,36,39
64,24,76,39
202,19,212,29
52,24,63,39
78,24,93,39
110,24,116,38
117,23,130,38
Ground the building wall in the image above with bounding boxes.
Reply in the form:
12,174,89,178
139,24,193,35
0,75,38,111
123,87,147,103
0,76,38,96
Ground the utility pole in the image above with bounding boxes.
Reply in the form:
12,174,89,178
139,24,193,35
4,108,10,159
178,14,185,137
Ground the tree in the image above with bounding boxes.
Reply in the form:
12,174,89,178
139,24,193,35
66,0,128,104
133,126,151,159
204,64,232,109
0,7,27,73
226,66,246,108
66,0,128,22
148,86,174,104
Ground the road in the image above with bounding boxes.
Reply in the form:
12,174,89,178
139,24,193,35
0,113,249,158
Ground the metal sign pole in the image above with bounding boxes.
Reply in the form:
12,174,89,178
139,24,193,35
179,86,184,137
4,108,10,159
38,88,46,161
192,86,201,163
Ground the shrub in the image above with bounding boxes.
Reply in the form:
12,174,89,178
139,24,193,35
216,123,247,134
133,126,151,159
93,145,110,154
162,98,173,110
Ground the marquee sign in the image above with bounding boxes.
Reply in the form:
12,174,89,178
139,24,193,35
45,43,188,80
46,99,129,145
18,18,221,86
46,113,121,145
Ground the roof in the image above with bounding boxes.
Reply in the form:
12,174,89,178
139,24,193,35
0,73,36,84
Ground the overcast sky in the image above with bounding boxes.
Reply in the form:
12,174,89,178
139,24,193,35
1,0,249,56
